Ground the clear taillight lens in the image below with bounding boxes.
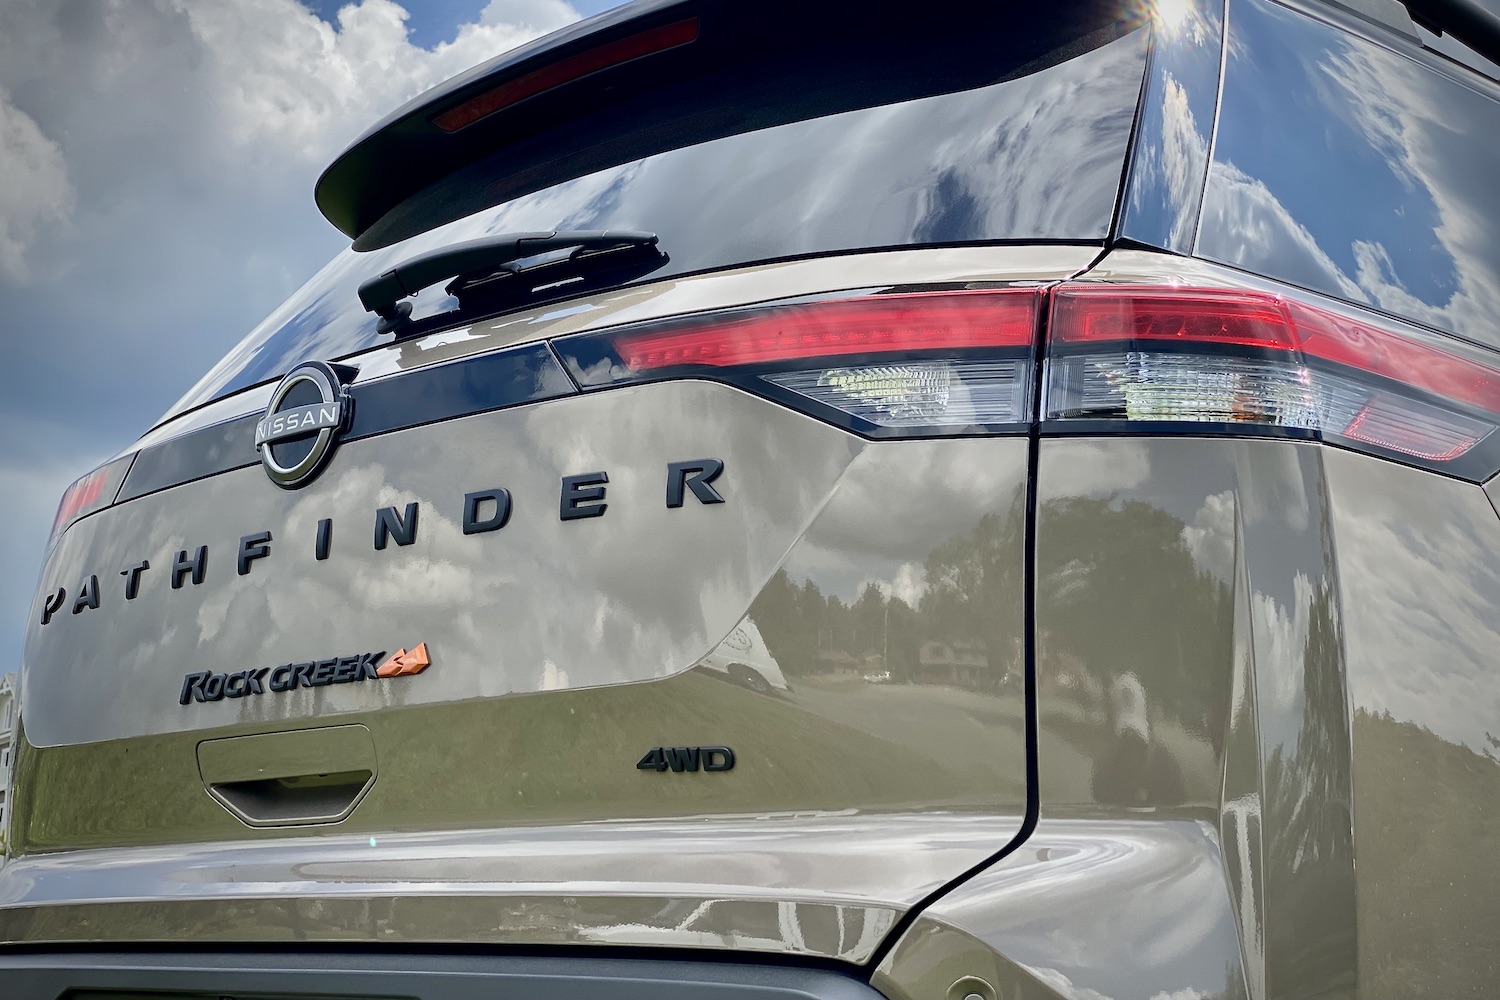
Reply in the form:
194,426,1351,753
554,288,1042,435
764,360,1029,429
1043,285,1500,478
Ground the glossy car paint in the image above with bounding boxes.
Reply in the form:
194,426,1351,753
10,0,1500,997
932,435,1351,1000
1026,244,1500,994
8,428,1030,959
24,381,862,747
874,821,1247,1000
8,239,1068,959
1326,447,1500,995
879,436,1500,999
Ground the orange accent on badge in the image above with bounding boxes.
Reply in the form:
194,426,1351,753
377,642,431,677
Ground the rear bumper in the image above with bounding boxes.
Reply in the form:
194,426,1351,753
0,950,886,1000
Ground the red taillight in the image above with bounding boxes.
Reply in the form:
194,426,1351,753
614,290,1040,370
1052,287,1298,350
557,277,1500,473
51,468,109,537
555,288,1042,434
1287,299,1500,416
49,455,133,544
432,18,700,132
1045,284,1500,474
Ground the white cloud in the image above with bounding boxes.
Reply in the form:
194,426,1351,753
879,562,925,607
1138,72,1209,251
0,0,579,295
177,0,417,160
1316,43,1500,338
438,0,582,76
0,0,581,664
172,0,577,164
1024,966,1115,1000
0,87,73,282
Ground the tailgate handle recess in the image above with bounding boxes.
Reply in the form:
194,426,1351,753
197,724,376,828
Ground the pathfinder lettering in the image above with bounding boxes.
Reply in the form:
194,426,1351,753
39,459,725,626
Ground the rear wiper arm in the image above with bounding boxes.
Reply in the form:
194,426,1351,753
357,230,663,336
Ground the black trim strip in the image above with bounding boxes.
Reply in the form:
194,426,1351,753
116,419,259,502
118,343,576,502
0,950,883,1000
344,342,574,439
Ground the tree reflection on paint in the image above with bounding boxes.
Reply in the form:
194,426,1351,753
749,498,1025,691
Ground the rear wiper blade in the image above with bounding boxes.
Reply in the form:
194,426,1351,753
357,230,664,336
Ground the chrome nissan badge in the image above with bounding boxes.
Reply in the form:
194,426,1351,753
255,361,354,489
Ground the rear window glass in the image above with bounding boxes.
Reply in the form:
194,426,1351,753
167,27,1147,420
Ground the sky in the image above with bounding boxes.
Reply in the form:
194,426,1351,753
0,0,623,665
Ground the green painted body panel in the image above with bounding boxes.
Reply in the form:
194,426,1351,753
14,666,1013,851
876,435,1500,999
4,419,1034,960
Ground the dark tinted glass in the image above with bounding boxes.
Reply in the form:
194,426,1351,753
167,27,1148,420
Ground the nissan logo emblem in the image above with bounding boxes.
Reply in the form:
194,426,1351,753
254,361,354,489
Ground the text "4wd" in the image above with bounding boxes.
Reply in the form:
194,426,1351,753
636,746,735,772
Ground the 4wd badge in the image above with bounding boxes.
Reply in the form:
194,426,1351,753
636,746,736,772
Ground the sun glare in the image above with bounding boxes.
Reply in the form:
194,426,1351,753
1151,0,1196,36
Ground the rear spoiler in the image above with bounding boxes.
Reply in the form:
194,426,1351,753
313,0,1131,252
314,0,691,247
317,0,1500,252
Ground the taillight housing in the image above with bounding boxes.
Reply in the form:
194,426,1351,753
551,277,1500,478
1042,283,1500,480
554,288,1044,436
48,454,133,548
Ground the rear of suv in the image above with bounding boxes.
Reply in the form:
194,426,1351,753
8,0,1500,998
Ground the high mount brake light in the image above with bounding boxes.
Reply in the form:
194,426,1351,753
1044,284,1500,476
553,288,1042,435
432,18,700,132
